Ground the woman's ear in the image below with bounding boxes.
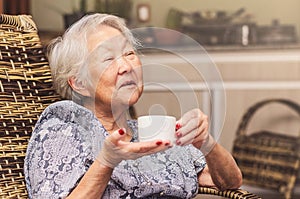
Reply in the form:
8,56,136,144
68,77,91,97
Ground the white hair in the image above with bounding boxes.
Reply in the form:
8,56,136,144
47,13,139,100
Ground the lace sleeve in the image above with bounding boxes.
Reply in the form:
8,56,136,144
189,145,207,174
25,119,93,199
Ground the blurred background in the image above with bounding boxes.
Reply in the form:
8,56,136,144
3,0,300,45
2,0,300,198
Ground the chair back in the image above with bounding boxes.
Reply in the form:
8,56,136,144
0,14,61,198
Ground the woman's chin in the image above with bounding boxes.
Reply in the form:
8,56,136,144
118,87,142,104
127,93,140,106
111,94,139,109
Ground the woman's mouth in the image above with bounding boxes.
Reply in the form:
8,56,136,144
120,80,137,88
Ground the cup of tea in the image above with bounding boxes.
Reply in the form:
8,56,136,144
137,115,176,143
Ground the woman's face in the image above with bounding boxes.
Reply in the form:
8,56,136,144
84,25,143,111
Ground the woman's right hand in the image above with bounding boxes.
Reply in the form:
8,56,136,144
96,128,171,168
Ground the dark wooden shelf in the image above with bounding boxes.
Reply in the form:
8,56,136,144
38,31,63,46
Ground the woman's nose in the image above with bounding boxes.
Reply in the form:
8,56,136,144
117,56,133,75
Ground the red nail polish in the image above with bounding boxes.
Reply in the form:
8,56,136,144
118,128,125,135
176,132,182,138
165,142,170,146
176,123,181,130
156,141,162,145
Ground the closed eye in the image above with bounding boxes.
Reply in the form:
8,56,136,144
103,57,114,62
125,51,135,56
125,51,136,60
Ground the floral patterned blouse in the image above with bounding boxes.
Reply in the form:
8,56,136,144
24,100,206,199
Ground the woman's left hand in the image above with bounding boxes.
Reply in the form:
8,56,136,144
175,108,211,150
176,109,242,189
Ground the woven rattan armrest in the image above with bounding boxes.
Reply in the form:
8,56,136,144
198,187,262,199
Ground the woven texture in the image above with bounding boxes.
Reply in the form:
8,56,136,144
232,99,300,199
198,187,262,199
0,14,61,198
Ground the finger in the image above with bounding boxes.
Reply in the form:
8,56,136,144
176,128,197,146
176,117,201,137
141,141,172,155
119,139,171,154
177,121,208,146
106,128,127,146
176,109,203,132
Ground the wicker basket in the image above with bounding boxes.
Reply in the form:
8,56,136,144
0,14,61,198
232,99,300,199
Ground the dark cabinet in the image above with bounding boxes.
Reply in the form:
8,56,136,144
2,0,30,14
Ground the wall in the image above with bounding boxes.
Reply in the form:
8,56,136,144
135,49,300,151
31,0,300,36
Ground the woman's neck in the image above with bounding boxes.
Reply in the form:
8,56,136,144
96,111,133,141
83,102,133,139
96,112,126,133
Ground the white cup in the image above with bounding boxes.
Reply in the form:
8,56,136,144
138,115,176,143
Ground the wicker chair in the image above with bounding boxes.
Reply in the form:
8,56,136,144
0,14,261,199
0,14,61,198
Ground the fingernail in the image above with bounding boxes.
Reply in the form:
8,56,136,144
175,123,181,130
118,128,125,135
165,142,170,146
156,141,162,145
176,140,181,145
176,132,182,138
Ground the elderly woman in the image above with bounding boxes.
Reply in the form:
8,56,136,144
24,13,242,199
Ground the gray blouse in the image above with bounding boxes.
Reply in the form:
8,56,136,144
24,100,206,199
